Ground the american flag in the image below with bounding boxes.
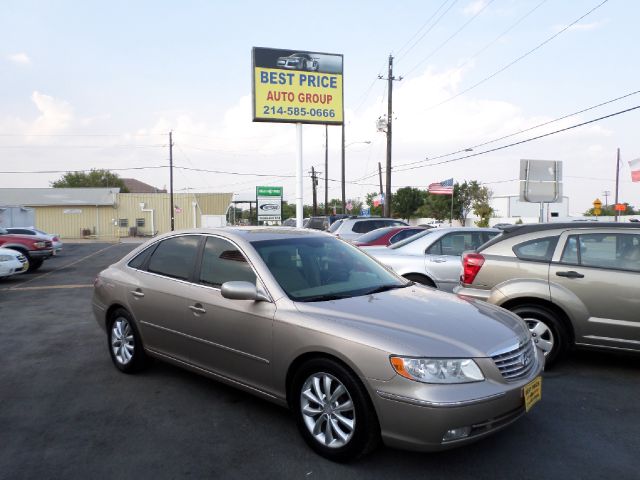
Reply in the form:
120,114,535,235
428,178,454,195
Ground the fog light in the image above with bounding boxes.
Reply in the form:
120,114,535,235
442,426,472,442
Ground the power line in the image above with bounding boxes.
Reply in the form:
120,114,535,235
455,0,549,74
0,166,169,174
402,0,495,79
0,133,163,137
394,104,640,173
394,0,451,59
0,144,166,149
395,89,640,170
396,0,459,63
422,0,610,112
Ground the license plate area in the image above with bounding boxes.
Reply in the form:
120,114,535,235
523,376,542,412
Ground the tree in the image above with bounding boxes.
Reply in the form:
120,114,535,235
472,187,494,227
51,169,129,192
392,187,425,221
584,203,637,216
416,192,454,221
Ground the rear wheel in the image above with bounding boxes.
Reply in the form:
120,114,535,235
403,273,435,288
107,308,148,373
510,304,569,367
291,358,379,462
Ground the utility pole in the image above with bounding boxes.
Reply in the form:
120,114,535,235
310,166,318,216
378,162,383,194
169,131,174,231
614,148,621,222
324,125,329,215
379,55,402,218
603,190,610,207
341,123,346,215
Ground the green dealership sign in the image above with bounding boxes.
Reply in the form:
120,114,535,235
256,186,283,197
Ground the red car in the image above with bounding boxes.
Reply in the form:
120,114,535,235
0,227,53,271
352,226,427,247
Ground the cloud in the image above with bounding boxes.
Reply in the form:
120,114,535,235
462,0,488,16
29,91,74,134
7,52,31,65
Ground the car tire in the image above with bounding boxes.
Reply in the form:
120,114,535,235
291,358,380,462
510,305,568,367
26,256,43,272
107,308,148,374
403,273,436,288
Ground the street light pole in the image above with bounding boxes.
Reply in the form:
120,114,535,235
341,123,346,215
325,125,329,215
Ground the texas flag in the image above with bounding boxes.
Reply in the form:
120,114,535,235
630,158,640,182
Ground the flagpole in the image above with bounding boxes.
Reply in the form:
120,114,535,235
450,181,454,226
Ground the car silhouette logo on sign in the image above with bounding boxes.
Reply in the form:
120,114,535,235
260,204,279,211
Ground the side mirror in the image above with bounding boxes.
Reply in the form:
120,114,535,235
221,281,270,302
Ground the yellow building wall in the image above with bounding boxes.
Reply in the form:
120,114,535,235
31,192,233,239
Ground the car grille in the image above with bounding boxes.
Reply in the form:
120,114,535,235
492,340,536,381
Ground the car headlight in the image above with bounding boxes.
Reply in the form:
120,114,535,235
0,255,14,262
390,356,484,384
34,242,46,248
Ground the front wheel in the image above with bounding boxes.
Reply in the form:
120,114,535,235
107,308,148,373
291,358,379,462
510,305,569,367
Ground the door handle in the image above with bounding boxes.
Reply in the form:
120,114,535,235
130,290,145,298
556,271,584,279
430,258,447,263
189,304,206,314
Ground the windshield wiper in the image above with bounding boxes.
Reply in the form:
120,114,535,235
362,283,410,295
299,293,352,302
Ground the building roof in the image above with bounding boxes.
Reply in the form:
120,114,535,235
121,178,166,193
0,188,119,206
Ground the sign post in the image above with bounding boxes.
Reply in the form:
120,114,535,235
252,47,344,228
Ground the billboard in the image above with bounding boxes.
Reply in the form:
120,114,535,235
256,186,283,222
252,47,343,125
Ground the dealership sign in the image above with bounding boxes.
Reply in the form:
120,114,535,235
256,186,283,222
252,47,343,125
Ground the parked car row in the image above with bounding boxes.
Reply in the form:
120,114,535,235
0,226,61,275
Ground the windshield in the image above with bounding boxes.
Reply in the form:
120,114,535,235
327,219,344,233
251,236,406,302
389,229,436,250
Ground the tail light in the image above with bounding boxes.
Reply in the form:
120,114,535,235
461,252,485,285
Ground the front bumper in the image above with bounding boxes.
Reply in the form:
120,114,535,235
0,258,25,277
369,352,544,451
29,249,54,259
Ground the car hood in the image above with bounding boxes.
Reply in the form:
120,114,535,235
294,285,529,358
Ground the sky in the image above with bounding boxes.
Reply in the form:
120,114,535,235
2,0,639,214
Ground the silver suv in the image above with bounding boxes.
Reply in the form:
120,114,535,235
455,222,640,366
329,217,408,241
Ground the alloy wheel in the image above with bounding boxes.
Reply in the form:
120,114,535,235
111,317,135,365
300,372,356,449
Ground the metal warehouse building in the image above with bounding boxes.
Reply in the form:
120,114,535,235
0,188,232,239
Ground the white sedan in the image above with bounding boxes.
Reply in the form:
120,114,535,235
0,247,29,278
364,227,500,291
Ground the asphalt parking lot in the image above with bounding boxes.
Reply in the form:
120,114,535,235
1,242,638,479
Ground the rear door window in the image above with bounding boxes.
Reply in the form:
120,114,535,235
561,233,640,272
147,235,200,280
199,237,256,287
435,232,487,256
513,236,559,262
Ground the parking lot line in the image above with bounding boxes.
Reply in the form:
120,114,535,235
9,243,119,290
